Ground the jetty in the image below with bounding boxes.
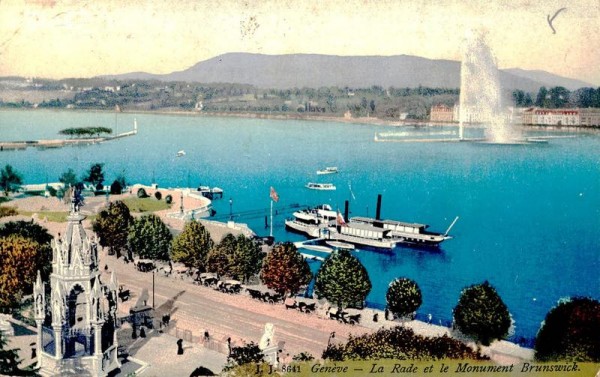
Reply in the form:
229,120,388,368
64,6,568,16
0,119,138,151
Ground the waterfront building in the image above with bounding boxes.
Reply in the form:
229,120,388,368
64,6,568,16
33,189,120,376
429,104,455,122
522,108,580,126
579,108,600,127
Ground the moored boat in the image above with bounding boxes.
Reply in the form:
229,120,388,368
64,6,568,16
285,204,337,238
321,216,458,250
306,182,336,191
176,150,186,157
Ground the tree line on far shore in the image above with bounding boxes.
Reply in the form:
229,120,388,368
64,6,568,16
58,127,112,138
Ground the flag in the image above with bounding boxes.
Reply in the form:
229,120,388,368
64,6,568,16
337,210,346,226
270,186,279,202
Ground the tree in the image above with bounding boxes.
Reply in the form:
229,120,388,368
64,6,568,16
137,188,148,198
0,235,40,310
535,86,549,108
548,86,570,108
171,221,214,270
260,242,311,296
453,281,511,346
314,249,371,309
92,201,133,258
0,165,23,196
386,277,422,319
58,168,78,187
110,179,123,195
0,220,53,281
0,332,37,376
230,235,264,283
535,297,600,362
369,99,376,113
82,163,104,188
206,233,237,277
128,214,172,261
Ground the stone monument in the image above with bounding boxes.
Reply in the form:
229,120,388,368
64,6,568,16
33,187,120,376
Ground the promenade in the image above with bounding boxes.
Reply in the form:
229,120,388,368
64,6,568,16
2,192,534,376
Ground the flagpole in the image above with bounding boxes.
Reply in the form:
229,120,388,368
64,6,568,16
270,200,273,237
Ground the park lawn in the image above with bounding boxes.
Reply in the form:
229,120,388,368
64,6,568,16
17,210,98,222
121,197,171,213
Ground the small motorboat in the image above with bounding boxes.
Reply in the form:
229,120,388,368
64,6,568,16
317,166,338,175
176,150,186,157
306,182,336,191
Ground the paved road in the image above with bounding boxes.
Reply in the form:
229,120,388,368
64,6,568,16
102,250,373,360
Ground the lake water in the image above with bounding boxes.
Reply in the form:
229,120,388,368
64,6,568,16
1,109,599,343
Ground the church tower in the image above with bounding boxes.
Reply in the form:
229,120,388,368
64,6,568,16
33,188,120,376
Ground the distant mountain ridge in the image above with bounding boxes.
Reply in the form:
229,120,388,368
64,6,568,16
104,53,592,92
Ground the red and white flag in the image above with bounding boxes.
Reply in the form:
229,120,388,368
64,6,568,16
270,186,279,202
337,210,346,226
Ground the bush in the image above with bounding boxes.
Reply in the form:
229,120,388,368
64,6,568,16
322,326,486,361
0,206,18,218
137,188,148,198
386,277,422,319
453,281,511,346
165,194,173,204
535,297,600,362
110,179,123,195
154,191,162,200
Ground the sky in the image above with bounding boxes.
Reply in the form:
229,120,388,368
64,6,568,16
0,0,599,85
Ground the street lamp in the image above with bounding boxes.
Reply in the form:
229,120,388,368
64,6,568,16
229,197,233,221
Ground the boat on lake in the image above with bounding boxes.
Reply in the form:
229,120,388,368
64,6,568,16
317,166,338,175
176,150,186,157
306,182,336,191
323,216,459,249
325,240,355,250
285,204,337,237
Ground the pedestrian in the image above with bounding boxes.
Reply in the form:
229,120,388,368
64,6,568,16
227,337,232,356
140,326,146,338
373,313,378,323
204,330,210,342
177,339,184,355
384,308,390,320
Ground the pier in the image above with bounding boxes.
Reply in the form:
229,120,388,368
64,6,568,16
0,119,138,151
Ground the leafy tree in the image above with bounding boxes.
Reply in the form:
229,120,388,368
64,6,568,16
137,188,148,198
128,214,172,261
322,326,485,361
535,297,600,362
171,221,214,270
92,201,133,258
0,165,23,196
548,86,570,108
260,242,311,296
82,163,104,188
206,233,237,277
0,235,41,310
314,249,371,309
228,342,264,366
58,168,78,187
535,86,549,108
230,235,264,283
0,220,52,281
369,99,376,113
386,277,422,319
453,281,511,346
154,191,162,200
165,194,173,204
292,352,314,361
110,179,123,195
0,332,37,376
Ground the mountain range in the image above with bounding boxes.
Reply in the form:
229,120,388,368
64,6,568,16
104,53,592,92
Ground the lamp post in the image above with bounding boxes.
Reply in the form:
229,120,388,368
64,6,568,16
229,198,233,221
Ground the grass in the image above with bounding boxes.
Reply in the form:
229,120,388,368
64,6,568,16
18,210,70,222
121,197,171,213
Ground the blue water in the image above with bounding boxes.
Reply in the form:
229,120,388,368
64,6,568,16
2,109,599,343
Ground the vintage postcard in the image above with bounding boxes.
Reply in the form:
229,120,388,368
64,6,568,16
0,1,599,376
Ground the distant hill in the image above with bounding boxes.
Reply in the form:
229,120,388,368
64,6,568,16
104,53,592,92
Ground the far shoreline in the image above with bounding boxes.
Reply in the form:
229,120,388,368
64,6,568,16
1,107,599,134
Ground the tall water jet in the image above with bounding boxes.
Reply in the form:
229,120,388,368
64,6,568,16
459,29,519,143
